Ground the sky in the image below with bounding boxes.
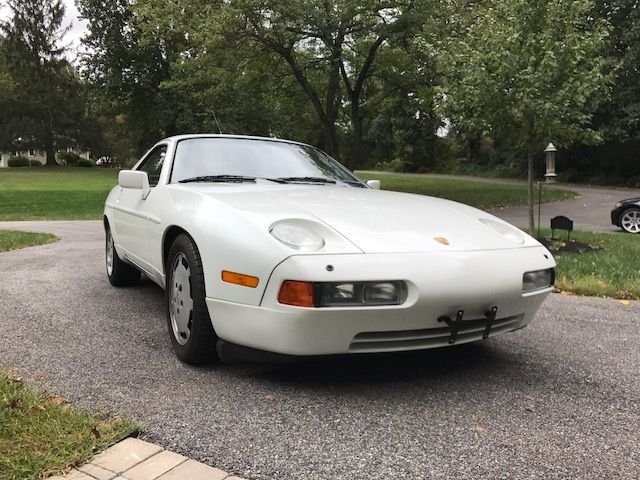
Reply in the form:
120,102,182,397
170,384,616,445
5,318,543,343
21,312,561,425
0,0,89,58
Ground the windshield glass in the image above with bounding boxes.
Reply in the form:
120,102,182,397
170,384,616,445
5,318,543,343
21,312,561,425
170,137,363,186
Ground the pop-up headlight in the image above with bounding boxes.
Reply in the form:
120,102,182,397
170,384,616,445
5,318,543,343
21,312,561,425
478,218,526,245
270,222,325,251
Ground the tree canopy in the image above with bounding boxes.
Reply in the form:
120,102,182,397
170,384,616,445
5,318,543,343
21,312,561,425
0,0,87,165
439,0,612,230
2,0,639,185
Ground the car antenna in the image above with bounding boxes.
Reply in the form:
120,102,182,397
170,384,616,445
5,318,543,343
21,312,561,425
212,109,223,134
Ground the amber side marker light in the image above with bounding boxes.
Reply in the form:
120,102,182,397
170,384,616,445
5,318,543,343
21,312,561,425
221,271,260,288
278,280,315,307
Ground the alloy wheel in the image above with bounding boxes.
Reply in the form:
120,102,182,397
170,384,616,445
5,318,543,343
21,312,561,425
106,229,114,276
621,209,640,234
169,252,194,345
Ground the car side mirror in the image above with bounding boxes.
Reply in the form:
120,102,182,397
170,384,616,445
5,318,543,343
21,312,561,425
119,170,150,199
366,179,381,190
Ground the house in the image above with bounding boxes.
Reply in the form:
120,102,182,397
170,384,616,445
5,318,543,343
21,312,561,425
0,147,91,167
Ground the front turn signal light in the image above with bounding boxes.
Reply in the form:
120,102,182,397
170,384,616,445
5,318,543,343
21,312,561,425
222,271,260,288
278,281,315,307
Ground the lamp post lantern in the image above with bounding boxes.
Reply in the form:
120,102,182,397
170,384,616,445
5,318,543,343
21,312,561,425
544,143,558,183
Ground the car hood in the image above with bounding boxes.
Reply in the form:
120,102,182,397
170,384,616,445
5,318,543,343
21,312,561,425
621,197,640,204
183,185,540,253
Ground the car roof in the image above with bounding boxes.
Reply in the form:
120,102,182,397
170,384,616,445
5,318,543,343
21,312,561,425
163,134,313,149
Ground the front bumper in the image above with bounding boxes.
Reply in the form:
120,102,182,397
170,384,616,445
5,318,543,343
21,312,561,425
206,248,555,356
611,207,622,226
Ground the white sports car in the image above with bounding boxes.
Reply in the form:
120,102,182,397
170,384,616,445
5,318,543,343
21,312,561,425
104,134,555,364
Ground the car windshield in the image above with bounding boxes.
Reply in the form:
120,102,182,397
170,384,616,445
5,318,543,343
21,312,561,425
170,137,364,186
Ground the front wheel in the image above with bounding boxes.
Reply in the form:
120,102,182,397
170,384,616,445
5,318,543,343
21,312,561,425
620,208,640,234
166,234,219,364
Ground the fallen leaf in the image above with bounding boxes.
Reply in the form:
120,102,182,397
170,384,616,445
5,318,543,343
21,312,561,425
45,395,66,405
30,404,46,413
525,405,536,413
8,398,23,410
619,300,630,306
474,425,486,433
264,394,275,401
91,427,101,439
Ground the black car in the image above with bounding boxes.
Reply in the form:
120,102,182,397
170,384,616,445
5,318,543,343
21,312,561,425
611,197,640,234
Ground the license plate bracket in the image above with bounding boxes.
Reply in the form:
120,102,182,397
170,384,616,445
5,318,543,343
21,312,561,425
437,306,498,344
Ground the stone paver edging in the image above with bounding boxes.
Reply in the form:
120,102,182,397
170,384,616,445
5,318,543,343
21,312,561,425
49,438,246,480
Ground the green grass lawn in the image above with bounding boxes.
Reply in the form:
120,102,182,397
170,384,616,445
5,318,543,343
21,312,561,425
0,230,58,252
548,230,640,300
0,168,576,221
357,171,577,209
0,168,118,221
0,372,137,480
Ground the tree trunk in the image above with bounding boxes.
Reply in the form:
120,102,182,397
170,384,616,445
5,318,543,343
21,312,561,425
44,125,57,167
527,149,535,234
323,123,340,161
279,48,341,160
349,103,365,169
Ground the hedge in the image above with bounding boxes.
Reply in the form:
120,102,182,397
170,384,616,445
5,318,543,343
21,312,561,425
8,156,41,167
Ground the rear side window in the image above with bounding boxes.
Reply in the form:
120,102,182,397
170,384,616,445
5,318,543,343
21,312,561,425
137,145,167,186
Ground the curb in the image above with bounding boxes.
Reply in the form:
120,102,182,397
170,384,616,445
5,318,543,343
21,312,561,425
49,438,247,480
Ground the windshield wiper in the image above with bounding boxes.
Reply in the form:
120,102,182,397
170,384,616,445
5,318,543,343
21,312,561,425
179,175,257,184
342,180,366,188
276,176,337,184
178,175,290,184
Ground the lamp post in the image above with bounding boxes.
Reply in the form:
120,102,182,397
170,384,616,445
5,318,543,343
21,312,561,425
544,143,557,183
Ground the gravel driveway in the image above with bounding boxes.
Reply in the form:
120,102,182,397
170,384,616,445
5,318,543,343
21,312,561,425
1,221,639,480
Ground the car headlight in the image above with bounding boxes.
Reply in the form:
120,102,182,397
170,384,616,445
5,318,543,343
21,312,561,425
478,218,525,244
522,268,555,293
278,280,408,307
270,222,325,251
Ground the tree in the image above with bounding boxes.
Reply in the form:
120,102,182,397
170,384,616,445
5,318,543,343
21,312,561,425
440,0,611,232
0,0,85,166
592,0,640,142
227,0,423,166
77,0,185,154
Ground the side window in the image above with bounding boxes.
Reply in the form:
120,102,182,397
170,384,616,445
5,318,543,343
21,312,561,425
137,145,167,187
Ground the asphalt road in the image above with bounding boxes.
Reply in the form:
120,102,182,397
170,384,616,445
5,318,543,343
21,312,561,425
1,221,639,480
490,183,638,233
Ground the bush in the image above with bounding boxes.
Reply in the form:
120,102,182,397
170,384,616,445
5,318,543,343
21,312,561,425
77,158,95,168
625,175,640,188
57,151,82,166
8,155,31,167
373,158,409,172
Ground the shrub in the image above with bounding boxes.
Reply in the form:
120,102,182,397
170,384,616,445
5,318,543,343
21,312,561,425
77,158,95,168
374,158,408,172
57,151,82,166
625,175,640,188
8,156,30,167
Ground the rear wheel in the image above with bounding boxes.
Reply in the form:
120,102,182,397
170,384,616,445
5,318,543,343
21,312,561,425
106,225,141,286
620,208,640,234
166,234,219,364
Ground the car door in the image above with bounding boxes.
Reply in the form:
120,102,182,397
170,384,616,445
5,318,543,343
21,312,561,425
112,144,168,275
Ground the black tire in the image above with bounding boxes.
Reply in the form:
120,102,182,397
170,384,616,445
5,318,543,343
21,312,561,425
166,234,219,364
106,225,141,286
619,207,640,234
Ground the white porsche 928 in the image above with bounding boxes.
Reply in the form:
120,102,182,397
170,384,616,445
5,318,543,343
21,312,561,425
104,134,555,364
